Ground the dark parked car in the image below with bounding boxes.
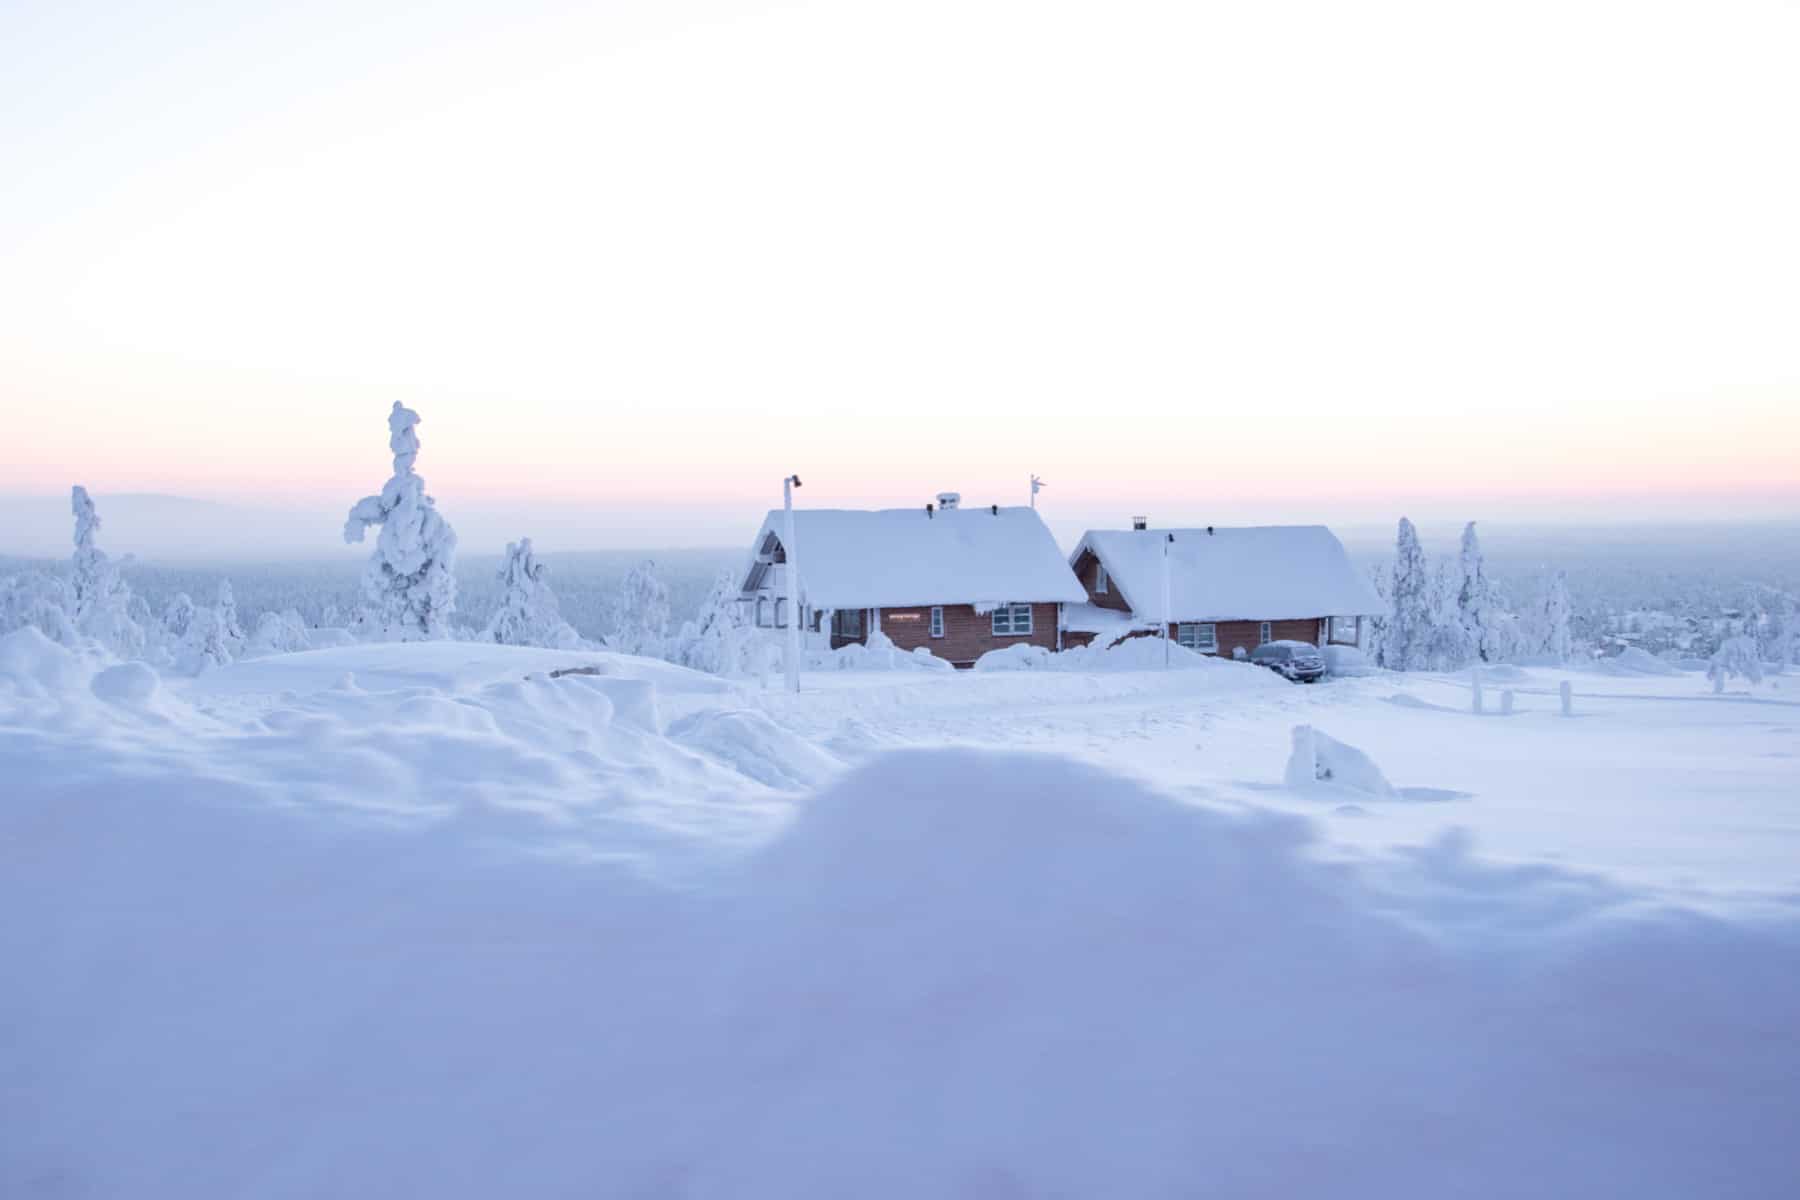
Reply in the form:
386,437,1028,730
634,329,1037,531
1249,640,1326,683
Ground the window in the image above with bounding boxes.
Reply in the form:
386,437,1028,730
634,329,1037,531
1095,564,1108,595
755,597,768,627
1331,616,1359,644
774,598,788,629
832,608,864,639
1258,621,1273,645
742,561,770,593
930,606,944,638
991,603,1033,636
1177,622,1218,652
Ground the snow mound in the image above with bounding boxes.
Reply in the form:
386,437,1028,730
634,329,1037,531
1284,724,1399,798
0,626,91,701
828,632,955,672
973,637,1268,674
971,642,1054,671
1595,646,1681,676
1323,644,1377,676
668,709,843,791
90,661,162,708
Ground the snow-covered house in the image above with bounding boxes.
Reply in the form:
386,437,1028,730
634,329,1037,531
1065,524,1386,657
739,494,1087,668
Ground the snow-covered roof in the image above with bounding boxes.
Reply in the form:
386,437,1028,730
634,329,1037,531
749,506,1087,610
1071,525,1386,622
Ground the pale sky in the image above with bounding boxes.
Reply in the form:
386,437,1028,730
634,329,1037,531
3,0,1797,552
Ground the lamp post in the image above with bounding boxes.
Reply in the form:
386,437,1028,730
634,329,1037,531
1162,532,1173,668
783,474,803,693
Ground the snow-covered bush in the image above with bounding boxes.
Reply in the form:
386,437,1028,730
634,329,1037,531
610,560,671,658
483,538,583,649
1707,635,1763,692
343,402,458,641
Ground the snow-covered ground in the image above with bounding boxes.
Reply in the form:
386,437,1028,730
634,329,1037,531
4,630,1798,1197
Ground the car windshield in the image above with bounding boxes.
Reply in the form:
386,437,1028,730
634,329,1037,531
1261,646,1291,660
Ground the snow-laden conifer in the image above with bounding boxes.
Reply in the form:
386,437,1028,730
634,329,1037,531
674,570,751,674
1385,518,1433,671
1534,570,1573,662
0,571,79,647
68,486,144,658
344,402,458,640
483,538,583,649
1457,522,1504,662
610,560,671,658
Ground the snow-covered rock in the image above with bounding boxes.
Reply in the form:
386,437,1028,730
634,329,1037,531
1284,724,1399,798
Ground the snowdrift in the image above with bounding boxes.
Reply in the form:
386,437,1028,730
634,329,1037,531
975,636,1272,674
5,632,1799,1197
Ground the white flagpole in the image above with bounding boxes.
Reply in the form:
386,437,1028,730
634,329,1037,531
1162,532,1173,668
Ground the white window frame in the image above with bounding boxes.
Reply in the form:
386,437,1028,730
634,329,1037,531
832,608,864,639
1095,563,1108,595
991,603,1033,637
930,606,944,638
1258,621,1273,645
775,598,788,629
1330,615,1359,644
1177,622,1217,653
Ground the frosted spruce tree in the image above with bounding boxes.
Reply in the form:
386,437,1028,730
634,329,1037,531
1534,570,1573,663
1457,522,1504,663
0,571,79,647
344,402,458,640
483,538,582,649
1426,559,1475,670
610,559,671,657
1384,518,1433,672
68,485,144,658
1362,564,1391,668
675,570,751,675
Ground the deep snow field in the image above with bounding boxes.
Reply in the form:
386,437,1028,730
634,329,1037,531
4,630,1798,1197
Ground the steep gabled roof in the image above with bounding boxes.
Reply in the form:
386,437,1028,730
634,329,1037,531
1070,525,1385,622
749,505,1087,610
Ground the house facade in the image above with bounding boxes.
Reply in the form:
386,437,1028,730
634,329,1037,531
1064,524,1385,658
738,494,1087,668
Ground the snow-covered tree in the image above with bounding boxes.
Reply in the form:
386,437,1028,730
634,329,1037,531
343,402,458,640
1457,521,1504,662
610,559,671,657
162,593,197,640
1531,570,1573,663
68,485,144,658
176,581,247,672
1384,518,1434,671
1426,559,1475,670
482,537,583,648
0,571,79,647
1363,564,1391,668
673,570,751,675
248,608,311,656
1708,634,1764,691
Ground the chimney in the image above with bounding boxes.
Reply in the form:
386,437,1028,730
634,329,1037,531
937,492,961,510
925,503,935,519
1132,516,1148,531
1207,525,1215,536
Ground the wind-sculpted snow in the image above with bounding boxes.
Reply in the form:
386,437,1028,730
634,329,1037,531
3,630,1798,1197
